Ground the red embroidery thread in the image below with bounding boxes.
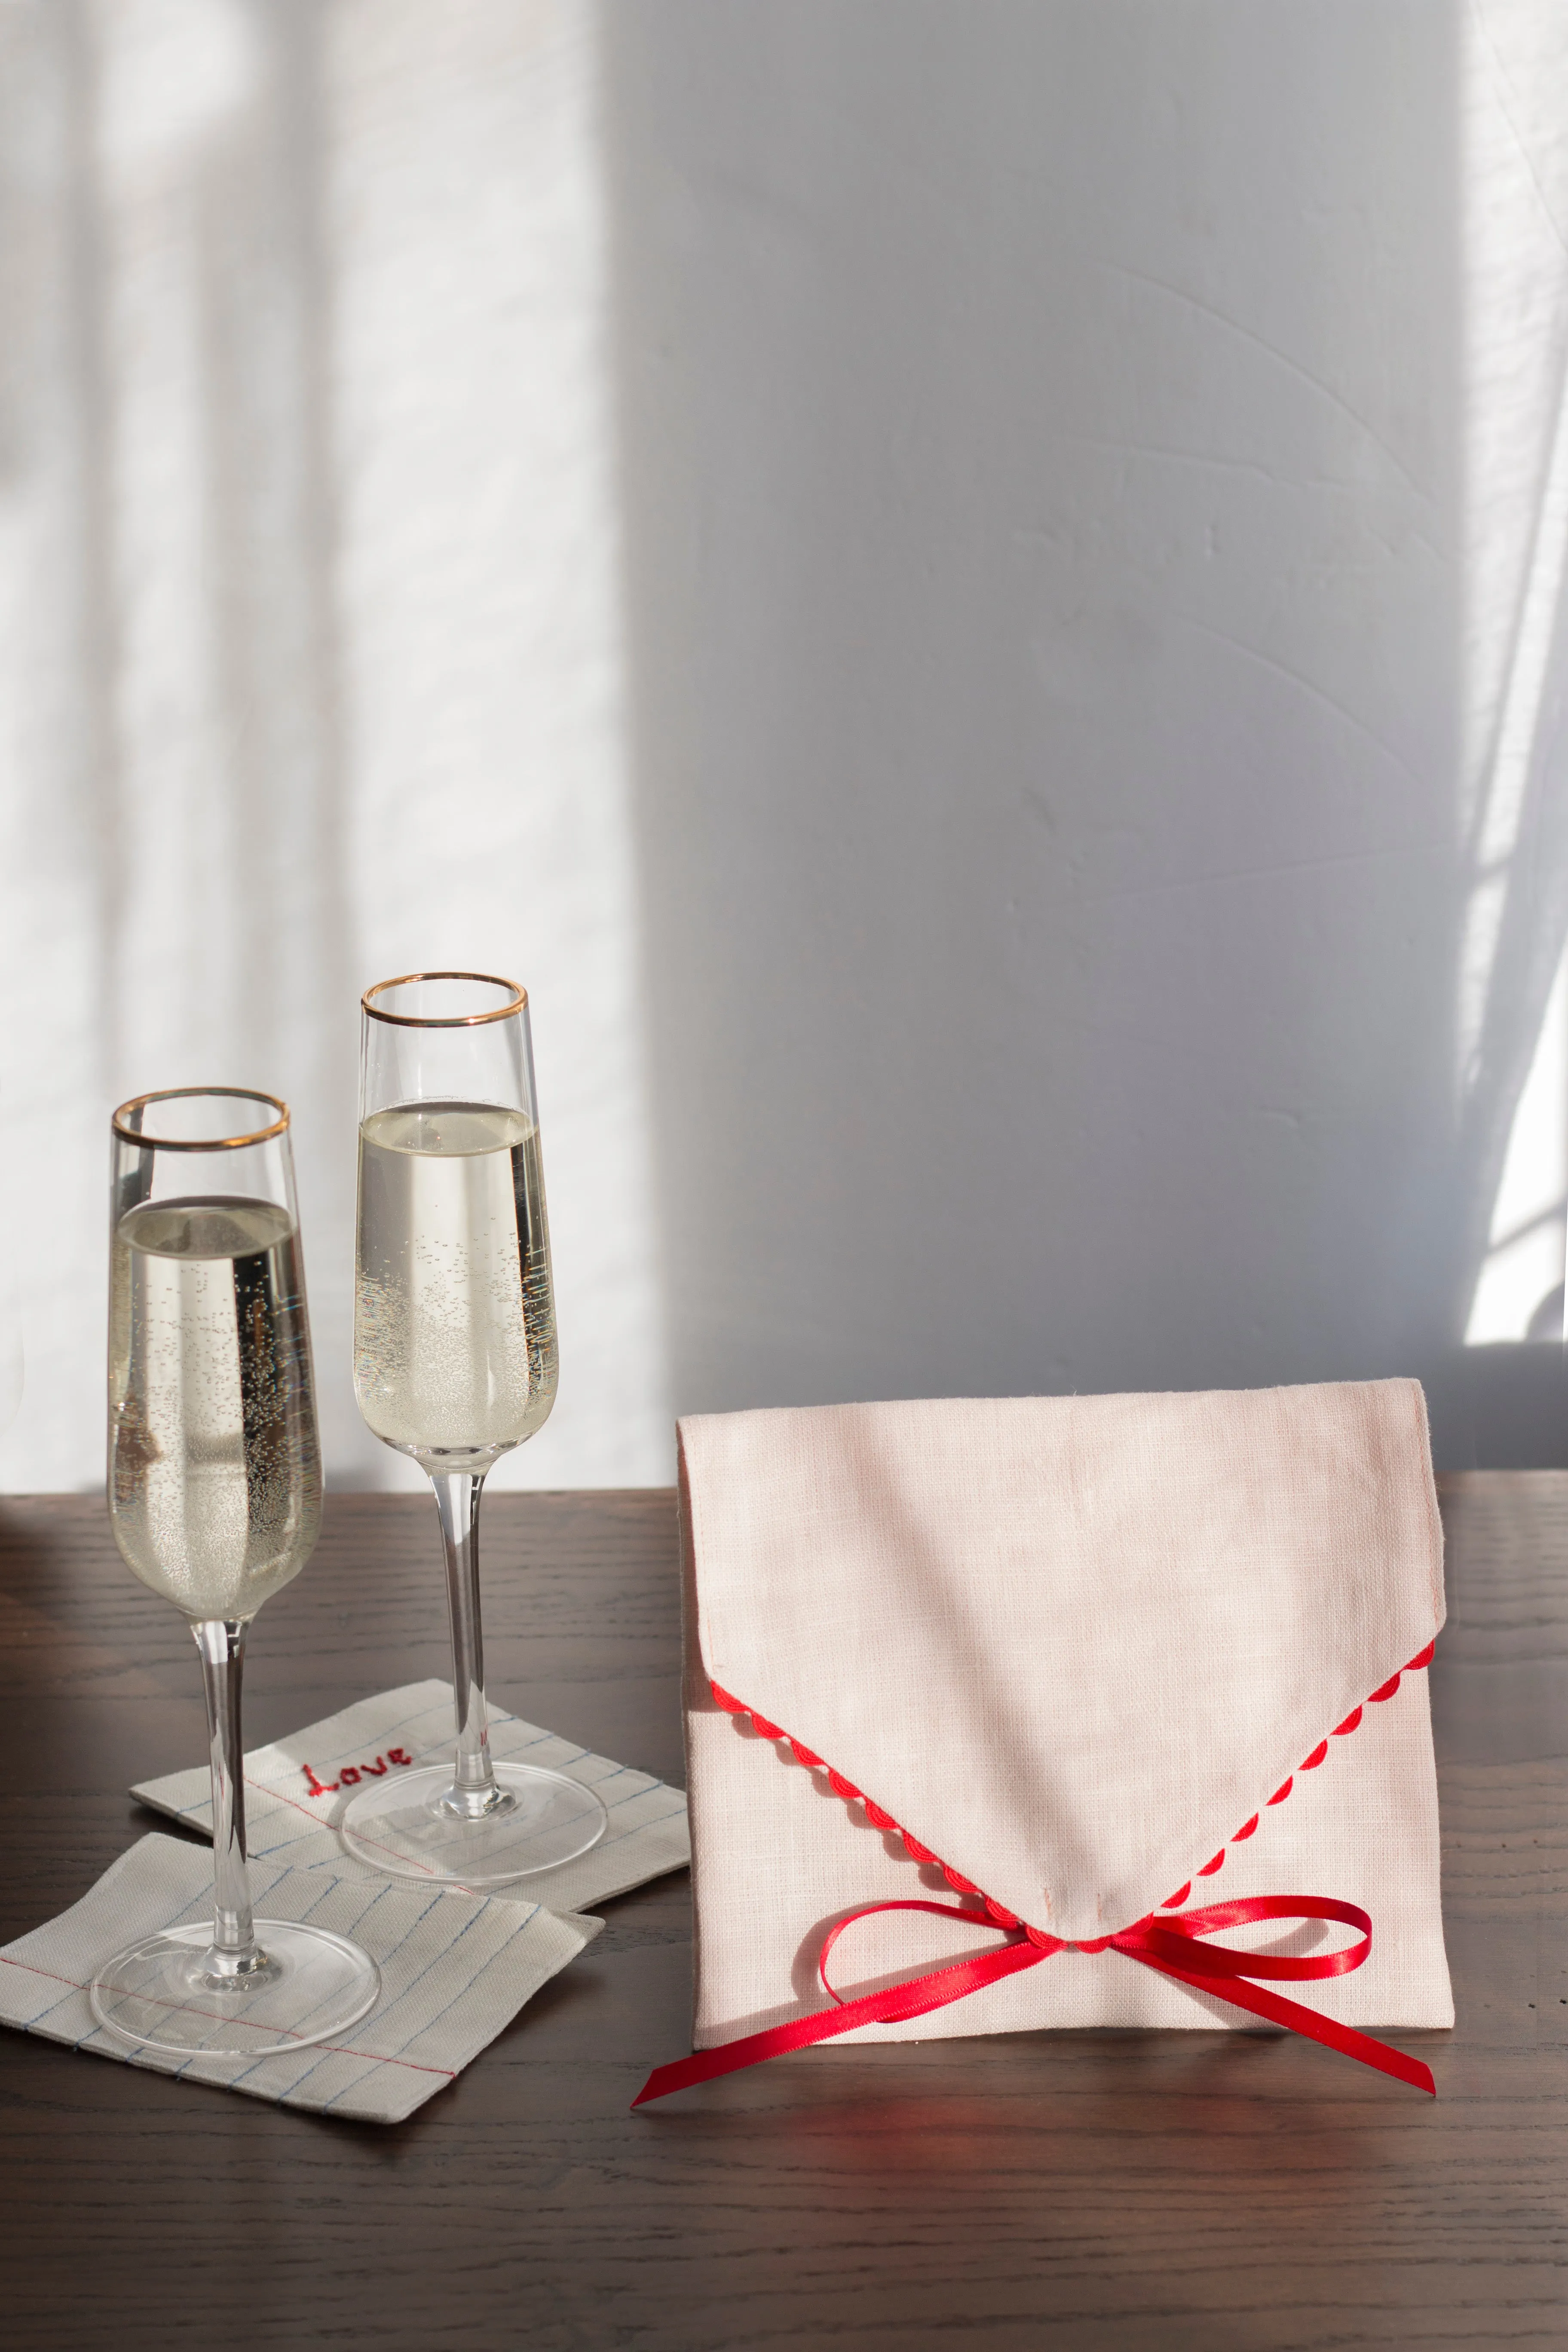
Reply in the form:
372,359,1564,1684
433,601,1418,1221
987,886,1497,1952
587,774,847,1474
300,1748,416,1798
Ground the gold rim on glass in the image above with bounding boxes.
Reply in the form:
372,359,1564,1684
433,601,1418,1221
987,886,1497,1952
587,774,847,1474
361,971,528,1029
111,1087,291,1151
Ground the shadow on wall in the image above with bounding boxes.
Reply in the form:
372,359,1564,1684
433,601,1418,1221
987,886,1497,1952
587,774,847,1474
0,0,359,1472
0,0,670,1492
602,0,1568,1467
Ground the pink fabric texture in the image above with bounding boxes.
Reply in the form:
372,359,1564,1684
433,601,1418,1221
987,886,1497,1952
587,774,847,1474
680,1382,1452,2048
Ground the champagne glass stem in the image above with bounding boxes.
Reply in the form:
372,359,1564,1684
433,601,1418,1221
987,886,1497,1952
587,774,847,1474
191,1617,264,1976
432,1472,501,1813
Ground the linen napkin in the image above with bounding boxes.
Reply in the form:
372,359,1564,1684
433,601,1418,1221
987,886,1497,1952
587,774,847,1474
0,1831,599,2120
680,1382,1452,2048
131,1678,691,1914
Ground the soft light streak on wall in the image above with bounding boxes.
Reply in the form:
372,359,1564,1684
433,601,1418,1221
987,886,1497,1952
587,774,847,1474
1465,944,1567,1341
0,0,670,1490
323,0,670,1489
1458,0,1568,1344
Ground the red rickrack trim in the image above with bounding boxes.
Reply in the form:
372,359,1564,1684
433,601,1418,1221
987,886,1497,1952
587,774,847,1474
710,1679,1049,1935
1153,1640,1436,1906
710,1634,1438,1930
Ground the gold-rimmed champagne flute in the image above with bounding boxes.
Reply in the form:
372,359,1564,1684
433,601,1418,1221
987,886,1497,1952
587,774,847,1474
92,1088,380,2055
342,973,607,1884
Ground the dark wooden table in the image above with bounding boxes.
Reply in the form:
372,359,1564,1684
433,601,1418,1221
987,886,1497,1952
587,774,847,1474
1,1475,1565,2351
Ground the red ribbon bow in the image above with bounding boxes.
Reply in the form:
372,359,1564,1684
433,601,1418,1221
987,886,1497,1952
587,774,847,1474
634,1892,1435,2107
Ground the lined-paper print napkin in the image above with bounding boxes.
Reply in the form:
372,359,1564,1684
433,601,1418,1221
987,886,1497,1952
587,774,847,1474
131,1679,690,1914
0,1832,600,2121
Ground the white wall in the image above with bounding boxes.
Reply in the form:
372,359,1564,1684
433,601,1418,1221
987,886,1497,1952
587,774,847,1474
604,0,1568,1468
3,0,1567,1493
0,0,669,1493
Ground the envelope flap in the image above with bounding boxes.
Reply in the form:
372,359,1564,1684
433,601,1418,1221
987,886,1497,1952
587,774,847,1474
682,1381,1444,1941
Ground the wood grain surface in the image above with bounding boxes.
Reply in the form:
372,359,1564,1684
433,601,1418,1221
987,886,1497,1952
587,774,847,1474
0,1475,1564,2352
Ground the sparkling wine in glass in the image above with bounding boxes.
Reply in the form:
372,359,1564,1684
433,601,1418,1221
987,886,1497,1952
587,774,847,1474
342,973,607,1885
92,1088,380,2056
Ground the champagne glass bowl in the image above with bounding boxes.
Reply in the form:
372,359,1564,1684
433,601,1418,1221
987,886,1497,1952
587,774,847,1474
93,1087,379,2057
342,974,607,1885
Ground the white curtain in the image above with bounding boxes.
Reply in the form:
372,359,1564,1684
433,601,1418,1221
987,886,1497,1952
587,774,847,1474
0,0,669,1491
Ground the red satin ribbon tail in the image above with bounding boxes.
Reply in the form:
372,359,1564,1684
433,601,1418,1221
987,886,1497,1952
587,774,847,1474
634,1890,1437,2109
1124,1942,1435,2097
633,1927,1046,2107
634,1999,872,2107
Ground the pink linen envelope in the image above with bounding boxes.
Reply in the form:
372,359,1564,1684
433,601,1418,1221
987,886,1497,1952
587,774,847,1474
680,1381,1452,2050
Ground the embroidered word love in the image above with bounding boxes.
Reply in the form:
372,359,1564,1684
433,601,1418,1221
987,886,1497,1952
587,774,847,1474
301,1749,413,1798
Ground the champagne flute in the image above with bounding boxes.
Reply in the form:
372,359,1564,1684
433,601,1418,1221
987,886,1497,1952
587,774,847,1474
341,973,607,1884
92,1088,380,2055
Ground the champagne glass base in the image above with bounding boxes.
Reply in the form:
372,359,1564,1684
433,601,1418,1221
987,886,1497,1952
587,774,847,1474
90,1920,381,2058
339,1761,609,1886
